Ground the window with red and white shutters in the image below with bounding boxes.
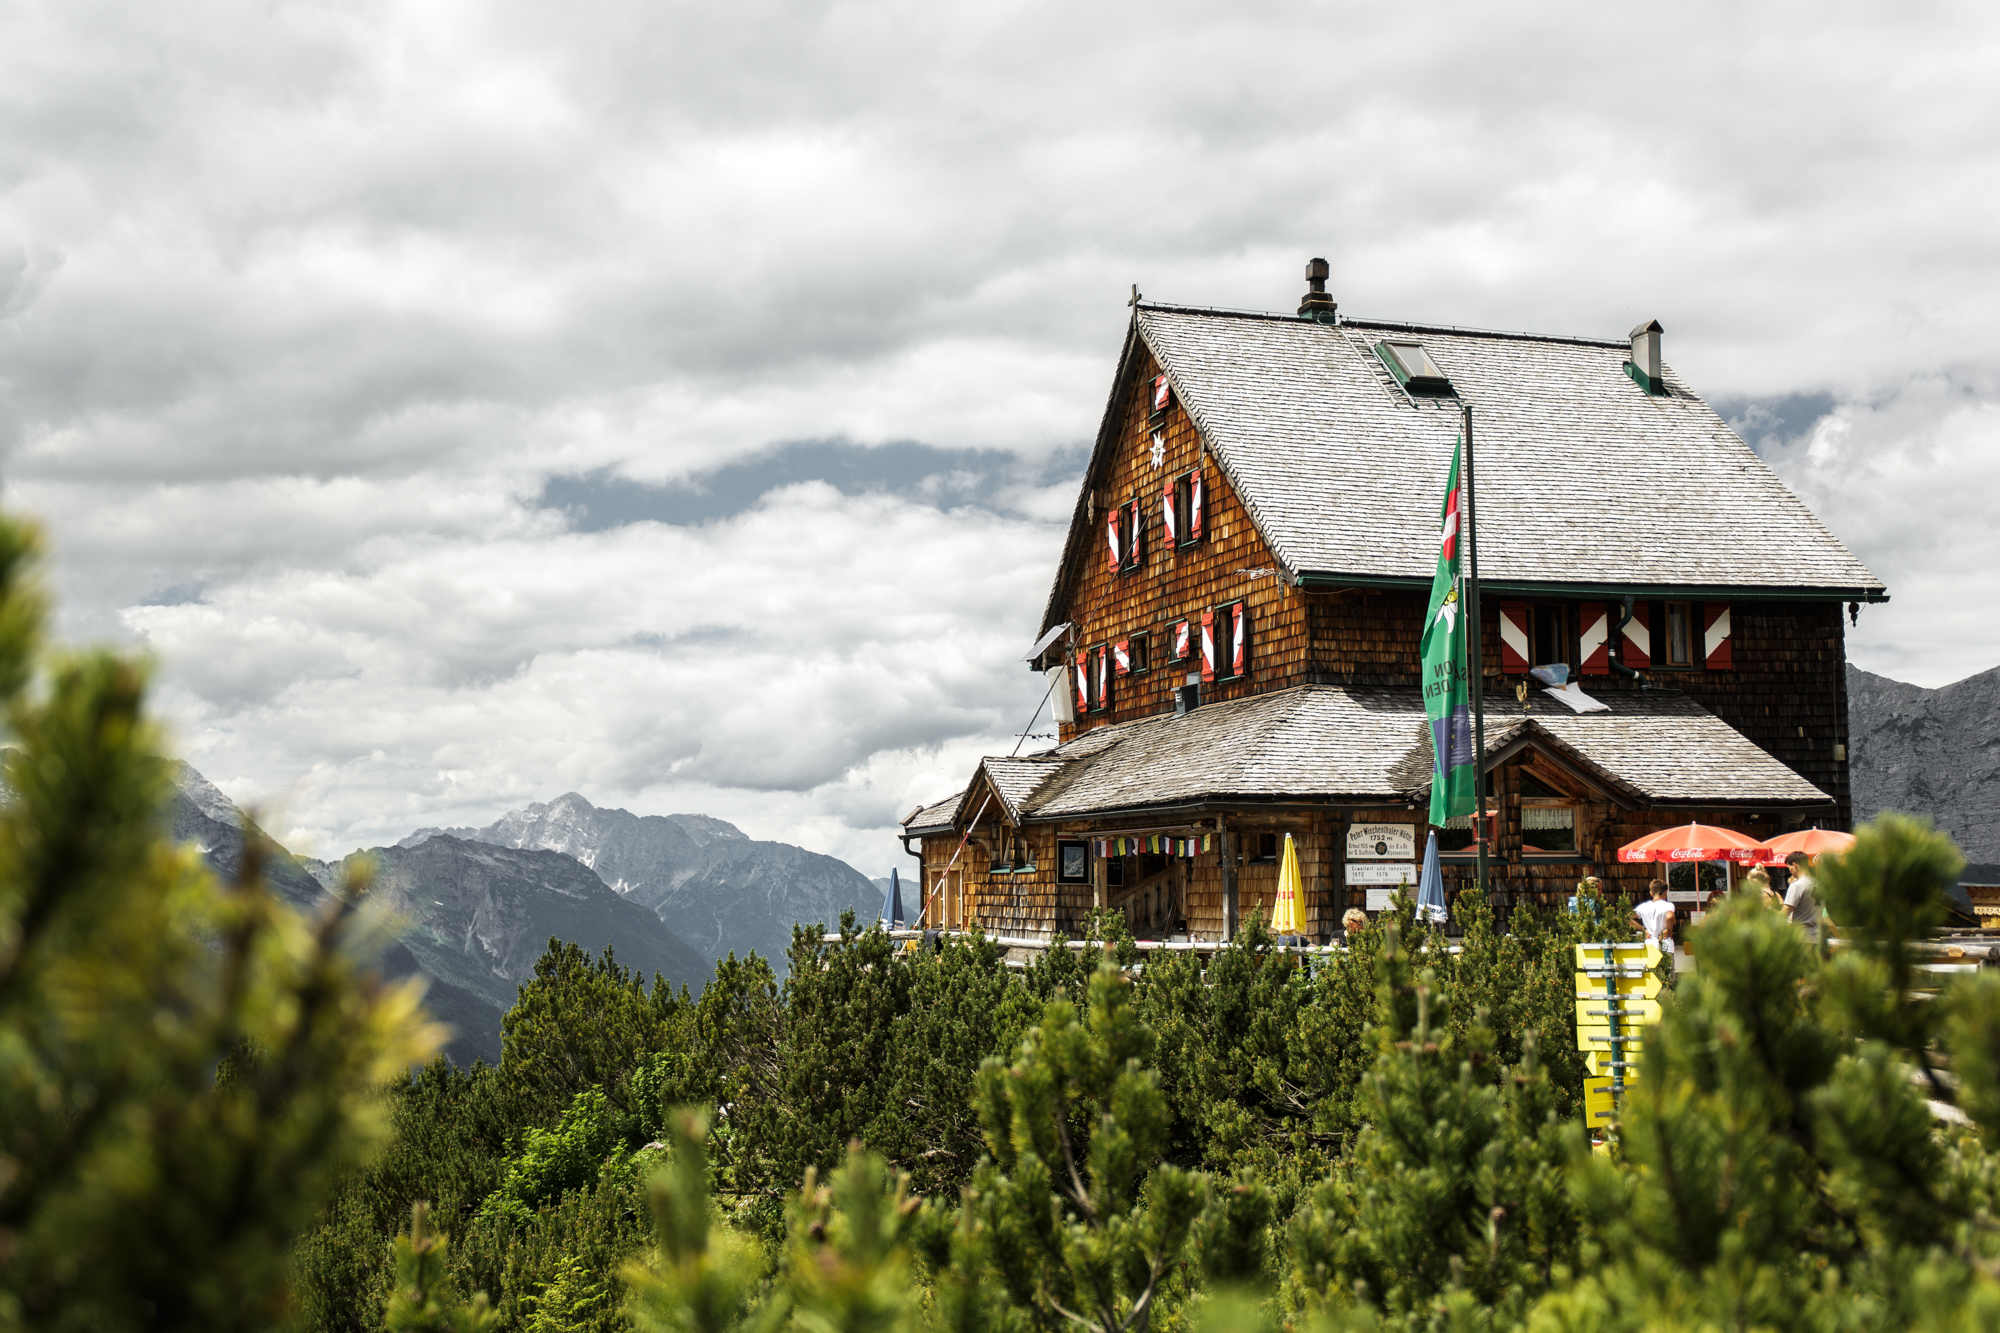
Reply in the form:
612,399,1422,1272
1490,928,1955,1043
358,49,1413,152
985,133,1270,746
1703,602,1732,669
1578,603,1610,675
1499,602,1530,673
1200,609,1216,683
1152,374,1171,412
1620,602,1651,668
1120,497,1144,571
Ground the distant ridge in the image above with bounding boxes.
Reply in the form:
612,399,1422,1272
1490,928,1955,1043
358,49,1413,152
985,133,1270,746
1848,663,2000,861
168,766,706,1066
406,792,880,967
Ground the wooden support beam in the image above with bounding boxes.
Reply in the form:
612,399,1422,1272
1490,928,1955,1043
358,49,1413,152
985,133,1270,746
1222,828,1239,940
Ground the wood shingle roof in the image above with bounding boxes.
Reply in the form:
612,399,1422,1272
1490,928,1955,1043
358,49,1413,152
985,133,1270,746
1128,305,1884,597
959,684,1828,825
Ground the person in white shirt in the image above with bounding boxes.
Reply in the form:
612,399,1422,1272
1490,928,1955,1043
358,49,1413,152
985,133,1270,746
1784,852,1821,928
1632,879,1676,947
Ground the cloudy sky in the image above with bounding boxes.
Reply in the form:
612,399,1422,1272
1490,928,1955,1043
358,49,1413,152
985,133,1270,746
2,1,1995,874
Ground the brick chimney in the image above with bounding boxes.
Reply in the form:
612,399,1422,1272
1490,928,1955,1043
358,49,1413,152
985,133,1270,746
1298,258,1337,321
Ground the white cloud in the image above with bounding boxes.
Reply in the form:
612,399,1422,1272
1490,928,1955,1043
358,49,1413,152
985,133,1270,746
1761,372,2000,689
0,0,1996,873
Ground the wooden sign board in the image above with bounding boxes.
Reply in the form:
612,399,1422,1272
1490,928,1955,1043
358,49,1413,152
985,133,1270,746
1346,862,1416,885
1347,824,1416,860
1575,997,1663,1029
1571,971,1665,1001
1573,941,1663,969
1585,1048,1642,1078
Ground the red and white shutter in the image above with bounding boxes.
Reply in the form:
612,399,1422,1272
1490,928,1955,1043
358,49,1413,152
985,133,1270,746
1200,609,1216,683
1161,486,1177,543
1113,639,1131,676
1621,602,1651,668
1189,470,1205,540
1074,648,1090,712
1231,604,1247,677
1127,497,1144,566
1152,374,1170,412
1578,602,1609,675
1499,601,1530,673
1703,602,1733,669
1105,509,1121,572
1173,620,1190,660
1096,645,1111,707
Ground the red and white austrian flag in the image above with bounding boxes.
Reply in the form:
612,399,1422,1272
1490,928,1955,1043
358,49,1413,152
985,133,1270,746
1440,481,1461,565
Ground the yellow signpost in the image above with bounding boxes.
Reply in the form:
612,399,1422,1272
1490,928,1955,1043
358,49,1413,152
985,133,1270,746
1574,939,1666,1143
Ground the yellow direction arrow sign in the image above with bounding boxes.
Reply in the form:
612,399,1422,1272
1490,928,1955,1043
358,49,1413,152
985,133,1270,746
1572,970,1665,1001
1583,1076,1620,1125
1574,941,1663,970
1585,1048,1642,1079
1575,997,1663,1030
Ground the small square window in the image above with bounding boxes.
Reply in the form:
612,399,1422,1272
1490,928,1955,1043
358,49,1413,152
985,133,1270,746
1086,643,1113,713
1207,600,1249,682
1172,470,1205,547
1377,340,1453,395
1248,832,1280,864
1119,497,1145,573
1664,601,1693,666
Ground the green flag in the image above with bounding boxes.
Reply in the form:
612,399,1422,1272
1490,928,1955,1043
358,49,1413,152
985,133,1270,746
1420,436,1476,825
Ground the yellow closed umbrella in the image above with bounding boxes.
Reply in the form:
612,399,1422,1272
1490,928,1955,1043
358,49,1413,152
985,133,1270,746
1272,832,1302,937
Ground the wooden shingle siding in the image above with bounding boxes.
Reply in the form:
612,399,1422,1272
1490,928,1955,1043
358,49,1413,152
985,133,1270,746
1056,352,1305,742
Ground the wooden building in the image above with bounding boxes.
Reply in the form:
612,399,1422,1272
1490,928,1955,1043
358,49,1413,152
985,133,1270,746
901,262,1886,943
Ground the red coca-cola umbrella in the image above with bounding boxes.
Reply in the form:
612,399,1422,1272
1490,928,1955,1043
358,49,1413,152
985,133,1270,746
1757,827,1857,862
1617,822,1767,864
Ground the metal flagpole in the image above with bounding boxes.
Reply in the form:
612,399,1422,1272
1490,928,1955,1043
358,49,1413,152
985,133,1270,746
1462,402,1490,901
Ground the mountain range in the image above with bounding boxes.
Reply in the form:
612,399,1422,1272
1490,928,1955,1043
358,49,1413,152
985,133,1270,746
170,773,879,1066
400,791,882,966
1848,663,2000,862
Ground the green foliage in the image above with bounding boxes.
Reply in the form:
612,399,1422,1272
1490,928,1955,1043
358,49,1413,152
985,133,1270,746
876,934,1041,1199
967,963,1208,1333
0,515,438,1333
480,1088,646,1225
624,1110,770,1333
503,942,688,1124
385,1204,498,1333
1288,926,1576,1328
1536,817,2000,1332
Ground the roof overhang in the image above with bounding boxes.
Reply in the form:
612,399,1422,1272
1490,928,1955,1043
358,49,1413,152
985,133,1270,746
1295,572,1890,603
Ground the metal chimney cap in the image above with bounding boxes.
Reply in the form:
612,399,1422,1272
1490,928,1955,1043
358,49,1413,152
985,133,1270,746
1299,257,1336,319
1630,318,1664,337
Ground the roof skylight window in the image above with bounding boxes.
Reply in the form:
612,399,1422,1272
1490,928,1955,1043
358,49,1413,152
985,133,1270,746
1376,341,1453,395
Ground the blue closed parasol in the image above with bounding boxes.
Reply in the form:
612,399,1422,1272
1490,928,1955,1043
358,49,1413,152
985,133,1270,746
1416,830,1449,925
881,867,906,930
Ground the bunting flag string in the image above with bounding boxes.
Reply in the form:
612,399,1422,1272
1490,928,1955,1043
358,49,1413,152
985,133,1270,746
1092,834,1213,858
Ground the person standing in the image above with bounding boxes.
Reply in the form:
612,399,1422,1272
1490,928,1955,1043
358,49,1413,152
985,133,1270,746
1785,852,1821,928
1633,879,1676,946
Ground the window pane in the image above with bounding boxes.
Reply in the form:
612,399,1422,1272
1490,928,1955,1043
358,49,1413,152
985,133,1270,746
1386,342,1441,379
1667,603,1690,664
